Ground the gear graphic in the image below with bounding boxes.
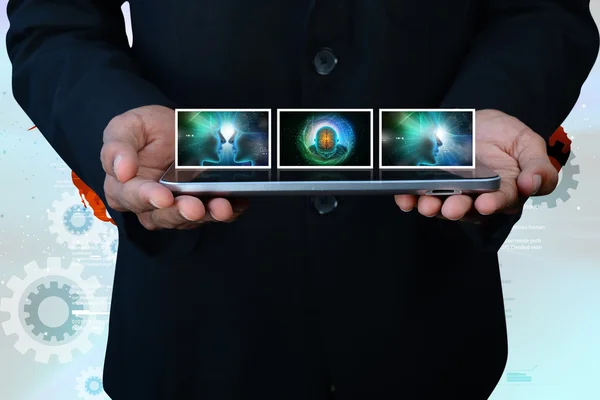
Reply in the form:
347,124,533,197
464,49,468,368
24,281,84,341
100,228,119,264
48,191,109,249
0,257,106,363
531,151,579,208
76,367,109,399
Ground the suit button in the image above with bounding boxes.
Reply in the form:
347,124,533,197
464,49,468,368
312,196,338,214
313,48,337,75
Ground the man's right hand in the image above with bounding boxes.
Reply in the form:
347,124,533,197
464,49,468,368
100,105,248,230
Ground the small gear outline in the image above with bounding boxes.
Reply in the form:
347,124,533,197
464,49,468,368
100,228,119,264
531,151,579,208
76,367,109,399
48,191,108,249
0,257,106,363
86,377,103,395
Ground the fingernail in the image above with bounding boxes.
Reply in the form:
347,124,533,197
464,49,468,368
113,155,122,177
209,211,220,221
399,207,412,212
532,175,542,195
179,209,193,221
150,199,162,209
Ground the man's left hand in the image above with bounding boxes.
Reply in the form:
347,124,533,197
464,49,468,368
395,109,559,220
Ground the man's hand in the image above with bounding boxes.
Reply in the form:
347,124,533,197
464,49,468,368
395,109,559,220
100,105,247,230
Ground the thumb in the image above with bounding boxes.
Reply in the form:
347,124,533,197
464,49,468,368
516,131,559,197
100,112,145,183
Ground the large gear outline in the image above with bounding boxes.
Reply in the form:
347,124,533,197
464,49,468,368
76,367,109,399
531,151,579,208
100,228,119,264
0,257,106,363
48,191,109,249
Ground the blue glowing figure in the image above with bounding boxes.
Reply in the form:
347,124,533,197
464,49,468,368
381,110,473,167
417,128,444,165
179,126,226,166
308,126,348,161
177,110,270,167
228,130,269,166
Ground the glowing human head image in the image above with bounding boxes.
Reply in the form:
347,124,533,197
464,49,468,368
177,110,270,167
313,126,340,158
380,111,473,168
179,125,225,165
278,110,372,168
203,128,226,163
177,111,226,166
417,127,444,165
228,130,269,166
296,114,354,166
394,124,444,166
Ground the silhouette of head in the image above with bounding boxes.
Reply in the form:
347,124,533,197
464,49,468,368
229,131,268,165
313,126,339,159
179,125,225,165
198,127,225,164
416,129,443,165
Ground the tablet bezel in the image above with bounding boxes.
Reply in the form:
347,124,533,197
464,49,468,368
159,162,500,196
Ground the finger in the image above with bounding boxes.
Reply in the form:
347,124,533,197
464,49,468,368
204,198,236,221
175,213,225,229
440,195,473,220
172,197,249,229
139,197,250,230
143,195,207,229
100,140,139,183
172,210,220,230
517,166,558,197
395,195,418,212
474,177,519,215
221,198,250,222
434,204,492,224
516,131,559,196
417,195,443,217
107,175,174,213
453,208,488,224
101,113,145,182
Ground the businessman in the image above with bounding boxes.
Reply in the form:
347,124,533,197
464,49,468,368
7,1,598,399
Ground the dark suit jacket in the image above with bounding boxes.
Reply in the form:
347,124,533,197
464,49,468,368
7,1,598,399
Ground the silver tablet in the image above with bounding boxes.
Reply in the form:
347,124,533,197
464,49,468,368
159,161,500,196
